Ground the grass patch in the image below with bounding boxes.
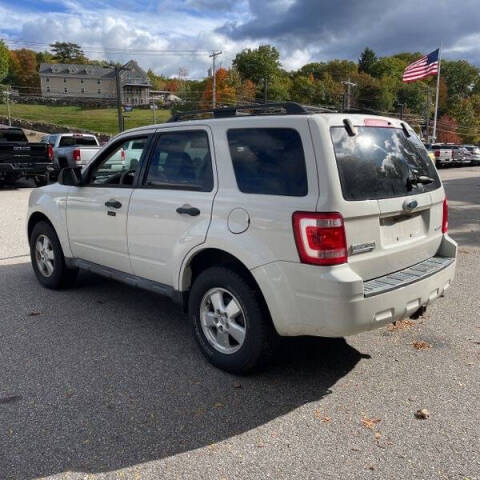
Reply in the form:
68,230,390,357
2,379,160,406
0,103,171,134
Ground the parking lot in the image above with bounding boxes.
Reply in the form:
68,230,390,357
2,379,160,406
0,168,479,479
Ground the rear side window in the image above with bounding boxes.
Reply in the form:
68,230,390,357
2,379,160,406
144,130,213,191
227,128,307,196
331,126,441,201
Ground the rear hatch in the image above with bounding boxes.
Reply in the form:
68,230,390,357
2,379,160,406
330,120,445,280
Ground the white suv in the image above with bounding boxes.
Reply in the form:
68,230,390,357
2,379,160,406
27,103,457,374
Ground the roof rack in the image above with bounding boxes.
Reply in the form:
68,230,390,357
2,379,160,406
167,102,336,122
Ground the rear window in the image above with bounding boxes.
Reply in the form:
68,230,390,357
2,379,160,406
227,128,307,196
331,126,441,201
59,136,98,147
0,129,27,142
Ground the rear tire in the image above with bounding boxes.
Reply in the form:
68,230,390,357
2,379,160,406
188,266,276,374
30,221,78,289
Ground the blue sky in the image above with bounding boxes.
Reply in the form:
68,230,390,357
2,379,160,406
1,0,479,78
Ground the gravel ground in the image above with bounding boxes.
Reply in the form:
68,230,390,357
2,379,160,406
0,168,479,480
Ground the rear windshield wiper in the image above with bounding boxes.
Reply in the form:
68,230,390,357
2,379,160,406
411,175,435,185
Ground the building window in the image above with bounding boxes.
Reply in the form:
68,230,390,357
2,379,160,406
64,87,68,93
46,78,50,83
81,88,85,94
81,79,84,84
64,78,67,83
97,89,101,94
97,80,101,85
47,86,50,93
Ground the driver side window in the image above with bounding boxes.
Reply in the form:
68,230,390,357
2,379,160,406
88,136,148,186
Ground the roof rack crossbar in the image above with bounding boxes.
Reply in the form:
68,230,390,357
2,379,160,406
168,102,336,122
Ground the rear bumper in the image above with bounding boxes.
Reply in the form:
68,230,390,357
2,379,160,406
252,235,457,338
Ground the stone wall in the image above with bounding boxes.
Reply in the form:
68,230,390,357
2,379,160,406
0,115,111,143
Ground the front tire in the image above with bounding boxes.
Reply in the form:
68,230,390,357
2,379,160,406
30,221,78,289
189,266,276,374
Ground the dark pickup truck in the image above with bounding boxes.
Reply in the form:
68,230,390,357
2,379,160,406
0,126,55,186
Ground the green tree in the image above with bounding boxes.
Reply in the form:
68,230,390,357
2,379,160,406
358,47,377,75
0,39,8,83
290,75,316,104
323,59,357,82
370,57,406,79
49,42,87,63
233,45,281,98
297,62,326,81
448,97,479,143
396,81,427,114
442,60,479,98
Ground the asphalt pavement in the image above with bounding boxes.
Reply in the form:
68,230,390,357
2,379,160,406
0,169,479,480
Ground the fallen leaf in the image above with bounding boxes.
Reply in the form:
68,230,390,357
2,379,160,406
368,465,375,471
233,382,242,389
361,417,381,430
315,409,331,422
388,319,415,331
413,341,432,350
374,432,381,440
213,402,224,408
414,408,430,419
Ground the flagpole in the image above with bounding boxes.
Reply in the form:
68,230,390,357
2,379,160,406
432,46,442,142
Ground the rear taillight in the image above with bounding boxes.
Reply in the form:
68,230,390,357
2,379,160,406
451,150,454,159
72,149,81,163
434,150,440,157
292,212,347,266
121,149,126,165
442,198,448,233
47,144,54,161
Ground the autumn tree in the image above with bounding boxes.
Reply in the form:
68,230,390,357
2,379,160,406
7,49,39,92
436,114,461,144
200,67,236,108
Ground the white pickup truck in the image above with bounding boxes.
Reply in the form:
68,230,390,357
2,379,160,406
42,133,101,169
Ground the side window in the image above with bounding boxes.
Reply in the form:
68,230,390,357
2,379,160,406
87,136,148,186
227,128,308,196
144,130,213,191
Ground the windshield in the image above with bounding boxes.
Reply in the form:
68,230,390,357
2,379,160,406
331,126,441,201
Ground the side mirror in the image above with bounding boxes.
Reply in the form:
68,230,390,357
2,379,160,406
58,167,83,186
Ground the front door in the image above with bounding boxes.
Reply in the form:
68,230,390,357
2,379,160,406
127,127,217,287
66,134,151,273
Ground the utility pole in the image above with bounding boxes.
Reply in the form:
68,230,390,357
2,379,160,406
3,87,12,125
341,78,356,110
398,103,405,120
115,66,123,133
151,98,157,124
209,50,222,109
424,87,431,141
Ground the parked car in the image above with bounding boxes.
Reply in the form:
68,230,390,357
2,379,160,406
42,133,101,169
430,144,454,168
27,103,457,373
452,146,472,166
0,126,54,186
105,138,147,172
463,145,480,165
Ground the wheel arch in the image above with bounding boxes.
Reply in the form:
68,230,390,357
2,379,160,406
28,211,55,240
179,248,275,328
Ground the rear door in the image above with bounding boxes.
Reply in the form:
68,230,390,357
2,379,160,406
127,126,216,287
330,121,444,280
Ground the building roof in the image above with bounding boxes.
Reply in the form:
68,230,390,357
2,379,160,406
39,60,151,85
39,63,115,78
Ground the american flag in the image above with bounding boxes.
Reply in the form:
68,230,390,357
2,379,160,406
402,49,439,82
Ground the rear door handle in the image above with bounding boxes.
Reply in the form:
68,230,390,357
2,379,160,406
176,204,200,216
105,199,122,209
